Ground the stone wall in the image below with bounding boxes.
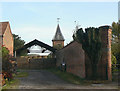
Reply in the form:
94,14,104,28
56,41,85,78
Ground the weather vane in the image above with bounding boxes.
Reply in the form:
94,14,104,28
74,21,81,30
57,18,60,24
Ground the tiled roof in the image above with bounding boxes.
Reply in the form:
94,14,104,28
0,22,9,35
52,24,65,41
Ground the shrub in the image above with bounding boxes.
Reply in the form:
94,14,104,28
2,46,13,82
2,47,12,73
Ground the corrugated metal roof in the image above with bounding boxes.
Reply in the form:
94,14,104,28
28,53,50,56
16,39,56,53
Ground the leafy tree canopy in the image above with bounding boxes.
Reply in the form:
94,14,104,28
13,34,27,56
13,34,25,51
112,21,120,64
112,21,120,40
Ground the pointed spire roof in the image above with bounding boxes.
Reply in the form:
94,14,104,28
52,24,65,41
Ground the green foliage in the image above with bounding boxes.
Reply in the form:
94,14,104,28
111,43,119,58
111,54,117,65
112,21,120,64
2,47,12,73
47,54,52,58
16,72,28,77
13,34,25,51
2,79,19,90
111,54,118,75
73,27,102,79
2,47,9,58
112,21,120,40
13,34,27,56
18,50,28,56
47,68,85,85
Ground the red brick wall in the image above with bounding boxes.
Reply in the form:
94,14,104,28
56,26,112,80
17,57,56,69
3,23,13,56
53,40,64,48
98,26,112,81
56,41,85,78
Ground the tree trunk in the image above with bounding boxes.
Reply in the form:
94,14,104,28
92,64,98,80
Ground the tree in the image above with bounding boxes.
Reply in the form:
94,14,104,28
13,34,25,51
13,34,27,56
2,46,13,80
73,27,102,79
112,21,120,64
112,21,120,41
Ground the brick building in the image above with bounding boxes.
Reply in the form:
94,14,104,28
56,41,85,78
56,25,112,81
52,24,65,49
0,22,14,56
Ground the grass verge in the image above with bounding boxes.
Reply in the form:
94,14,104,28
2,79,19,90
2,71,28,90
16,72,28,78
47,68,85,85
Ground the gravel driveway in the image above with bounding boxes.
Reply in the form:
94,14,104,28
17,70,118,90
18,70,72,89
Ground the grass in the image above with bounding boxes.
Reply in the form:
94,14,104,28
47,68,85,85
16,72,28,78
2,71,28,90
47,68,113,85
2,79,19,90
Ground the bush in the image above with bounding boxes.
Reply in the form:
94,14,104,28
2,46,13,84
112,54,117,64
2,46,12,73
2,72,13,81
112,54,118,73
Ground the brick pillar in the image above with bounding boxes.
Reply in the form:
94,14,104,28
99,26,112,81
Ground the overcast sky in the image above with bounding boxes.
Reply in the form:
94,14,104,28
0,1,118,46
